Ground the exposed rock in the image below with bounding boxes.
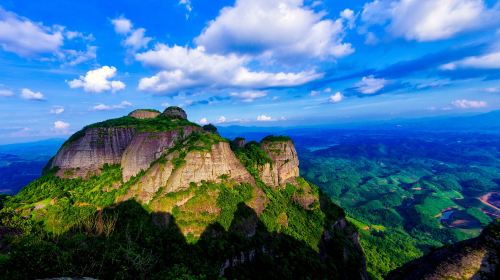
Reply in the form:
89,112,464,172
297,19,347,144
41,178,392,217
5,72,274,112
51,127,136,178
162,106,187,119
232,137,246,149
124,142,255,203
121,126,200,181
128,109,160,119
387,221,500,280
259,139,299,187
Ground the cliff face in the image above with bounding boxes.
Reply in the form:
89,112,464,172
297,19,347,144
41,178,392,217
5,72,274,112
121,126,200,181
51,127,136,178
259,139,299,187
387,221,500,280
122,141,254,203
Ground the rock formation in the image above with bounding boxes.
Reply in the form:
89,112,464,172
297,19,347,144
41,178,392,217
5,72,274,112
387,221,500,280
121,126,200,181
51,127,136,178
11,106,369,280
258,137,299,187
128,109,160,119
122,141,255,203
162,106,187,119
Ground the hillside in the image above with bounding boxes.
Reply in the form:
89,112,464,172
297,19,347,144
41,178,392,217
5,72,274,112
0,107,367,279
387,220,500,279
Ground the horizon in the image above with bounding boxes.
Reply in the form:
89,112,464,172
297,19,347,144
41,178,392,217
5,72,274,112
1,0,500,144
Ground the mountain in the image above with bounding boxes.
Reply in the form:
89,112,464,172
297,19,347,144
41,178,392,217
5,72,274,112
0,107,367,279
387,220,500,280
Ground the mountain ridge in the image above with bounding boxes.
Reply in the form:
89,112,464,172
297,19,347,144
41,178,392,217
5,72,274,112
0,106,368,279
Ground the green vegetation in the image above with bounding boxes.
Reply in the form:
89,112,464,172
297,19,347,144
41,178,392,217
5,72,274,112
300,132,500,279
261,135,291,143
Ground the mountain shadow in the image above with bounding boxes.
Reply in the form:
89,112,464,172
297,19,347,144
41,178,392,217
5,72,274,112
0,198,367,280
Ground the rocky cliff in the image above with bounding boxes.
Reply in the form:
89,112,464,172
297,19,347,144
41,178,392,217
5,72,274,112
387,221,500,280
51,127,136,178
259,136,299,187
6,106,368,279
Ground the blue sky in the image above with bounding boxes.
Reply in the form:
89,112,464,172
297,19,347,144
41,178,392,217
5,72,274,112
0,0,499,143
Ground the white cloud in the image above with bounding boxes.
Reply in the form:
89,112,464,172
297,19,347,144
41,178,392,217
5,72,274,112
217,116,227,123
111,17,132,34
452,99,487,109
310,87,332,96
124,28,151,50
440,51,500,70
136,44,321,93
362,0,497,42
179,0,193,18
355,76,388,94
20,88,44,100
194,0,354,60
0,89,13,97
54,120,70,131
329,91,344,103
0,8,63,56
50,106,65,114
112,17,151,51
340,9,356,29
68,66,126,93
0,8,95,64
198,117,209,125
256,114,273,121
92,100,132,111
64,45,97,66
230,90,267,102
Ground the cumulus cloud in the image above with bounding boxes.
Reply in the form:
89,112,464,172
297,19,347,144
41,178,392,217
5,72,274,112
362,0,498,42
230,90,267,102
92,100,132,111
198,117,209,125
68,66,126,93
0,8,63,56
111,17,132,34
53,120,70,131
217,116,227,123
50,105,65,114
0,89,13,97
329,91,344,103
440,51,500,70
195,0,354,61
355,76,388,94
20,88,44,101
0,8,95,64
452,99,488,109
136,44,321,93
112,16,151,51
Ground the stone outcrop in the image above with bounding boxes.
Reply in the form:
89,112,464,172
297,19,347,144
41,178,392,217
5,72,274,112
51,127,136,178
387,221,499,280
259,139,299,187
124,142,255,203
128,109,160,119
162,106,187,119
121,126,200,181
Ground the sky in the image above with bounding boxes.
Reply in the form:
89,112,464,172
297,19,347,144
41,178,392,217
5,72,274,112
0,0,499,143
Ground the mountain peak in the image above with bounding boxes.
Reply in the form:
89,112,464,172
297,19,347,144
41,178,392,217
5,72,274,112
162,106,187,120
